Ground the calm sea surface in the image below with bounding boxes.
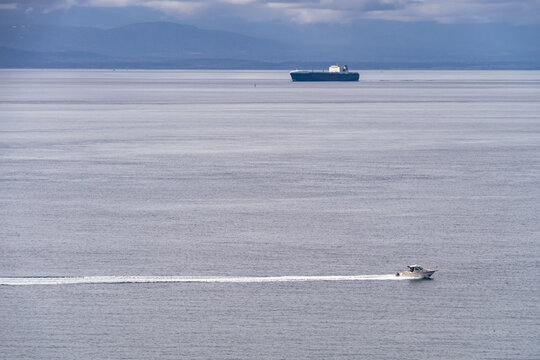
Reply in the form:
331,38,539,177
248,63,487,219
1,70,539,359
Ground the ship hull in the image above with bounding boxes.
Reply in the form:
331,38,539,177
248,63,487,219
290,71,359,82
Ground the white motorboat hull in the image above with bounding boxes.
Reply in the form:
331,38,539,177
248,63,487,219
396,270,436,279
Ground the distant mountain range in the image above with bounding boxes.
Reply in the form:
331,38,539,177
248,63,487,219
1,21,539,69
0,22,288,61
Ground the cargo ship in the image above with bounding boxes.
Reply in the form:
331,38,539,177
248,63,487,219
290,65,359,82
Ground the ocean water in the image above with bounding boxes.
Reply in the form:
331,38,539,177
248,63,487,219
1,69,539,359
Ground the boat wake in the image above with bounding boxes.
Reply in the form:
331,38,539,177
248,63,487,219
0,274,404,286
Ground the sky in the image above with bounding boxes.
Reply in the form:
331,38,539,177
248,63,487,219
1,0,539,67
1,0,540,25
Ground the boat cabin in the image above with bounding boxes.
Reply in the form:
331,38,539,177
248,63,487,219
407,265,423,272
328,65,350,73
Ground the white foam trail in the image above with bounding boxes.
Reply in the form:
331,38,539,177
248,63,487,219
0,274,404,286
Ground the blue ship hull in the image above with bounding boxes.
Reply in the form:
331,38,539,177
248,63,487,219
290,71,359,82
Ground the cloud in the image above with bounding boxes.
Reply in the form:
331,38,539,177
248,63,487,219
361,0,540,24
267,2,345,23
82,0,206,16
0,3,17,10
0,0,78,12
2,0,540,24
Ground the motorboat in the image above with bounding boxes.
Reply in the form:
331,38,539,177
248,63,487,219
396,265,437,279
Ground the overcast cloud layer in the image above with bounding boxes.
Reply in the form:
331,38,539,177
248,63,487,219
1,0,540,24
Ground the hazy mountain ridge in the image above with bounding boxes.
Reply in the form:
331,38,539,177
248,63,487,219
1,21,539,69
0,22,286,60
